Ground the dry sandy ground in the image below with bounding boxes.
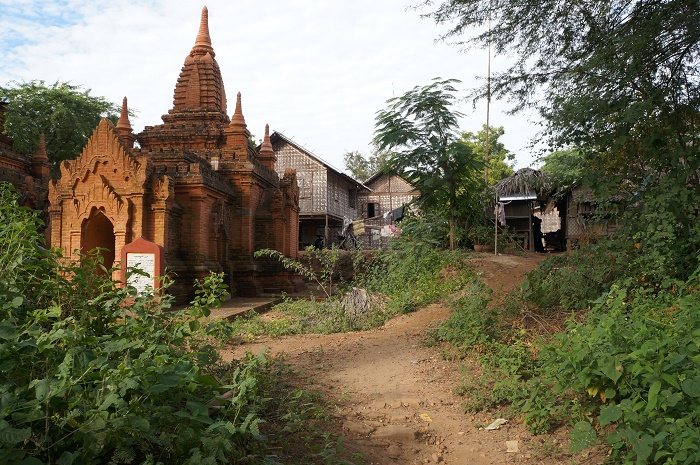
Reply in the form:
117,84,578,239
224,252,607,465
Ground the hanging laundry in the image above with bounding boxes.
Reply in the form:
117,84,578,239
352,219,365,236
496,202,506,227
391,206,405,222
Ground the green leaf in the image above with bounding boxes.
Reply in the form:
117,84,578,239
194,374,220,387
0,424,31,446
0,321,17,340
57,451,77,465
600,357,623,383
568,421,597,452
31,378,51,401
158,372,182,387
98,393,122,411
631,433,654,463
186,401,210,419
128,416,150,432
661,373,680,390
17,458,44,465
645,380,662,412
599,404,622,426
681,377,700,397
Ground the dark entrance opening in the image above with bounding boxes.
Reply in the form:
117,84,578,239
82,210,116,272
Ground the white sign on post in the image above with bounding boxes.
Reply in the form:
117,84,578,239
126,252,156,294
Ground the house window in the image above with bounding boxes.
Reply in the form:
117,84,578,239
367,202,378,218
349,188,356,208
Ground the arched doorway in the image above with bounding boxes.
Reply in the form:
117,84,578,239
82,209,116,272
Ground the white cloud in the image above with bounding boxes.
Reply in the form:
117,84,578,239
0,0,544,171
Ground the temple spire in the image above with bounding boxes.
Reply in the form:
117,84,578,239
115,97,136,148
116,97,132,132
191,6,215,57
261,124,273,152
224,92,251,159
32,132,50,179
230,92,247,128
34,133,48,162
258,124,277,170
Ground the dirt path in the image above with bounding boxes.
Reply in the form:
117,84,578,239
223,252,590,464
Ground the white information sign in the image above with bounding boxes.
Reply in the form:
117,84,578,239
126,252,156,294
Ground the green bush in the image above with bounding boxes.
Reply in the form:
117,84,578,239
527,272,700,462
429,279,495,348
364,246,471,314
0,183,274,465
522,237,630,312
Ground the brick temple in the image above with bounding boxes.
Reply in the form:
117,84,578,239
47,7,300,299
0,102,50,213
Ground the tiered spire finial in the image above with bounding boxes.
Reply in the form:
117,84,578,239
230,92,247,127
115,97,132,133
35,133,48,161
258,124,277,170
32,132,50,178
115,97,136,148
191,6,215,57
261,124,273,152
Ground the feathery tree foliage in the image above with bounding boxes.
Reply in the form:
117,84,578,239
374,78,482,250
422,0,700,281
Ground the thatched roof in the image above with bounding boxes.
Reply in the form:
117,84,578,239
492,168,552,198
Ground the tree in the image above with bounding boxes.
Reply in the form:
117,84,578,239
343,147,390,182
423,0,700,281
460,125,514,187
422,0,700,178
539,148,587,191
0,80,122,176
374,78,482,250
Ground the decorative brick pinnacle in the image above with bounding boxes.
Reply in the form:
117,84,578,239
192,6,215,58
34,132,48,162
230,92,246,127
115,97,132,134
260,124,273,153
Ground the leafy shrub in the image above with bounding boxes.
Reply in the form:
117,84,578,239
364,246,472,314
623,173,700,286
0,183,274,465
522,237,630,312
528,273,700,462
392,211,451,251
430,279,495,348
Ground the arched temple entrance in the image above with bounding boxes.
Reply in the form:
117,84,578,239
82,209,116,271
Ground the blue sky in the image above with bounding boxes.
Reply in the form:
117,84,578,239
0,0,544,172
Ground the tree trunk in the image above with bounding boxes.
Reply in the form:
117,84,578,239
449,216,457,250
449,180,457,250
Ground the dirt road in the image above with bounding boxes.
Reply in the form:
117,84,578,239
224,252,602,464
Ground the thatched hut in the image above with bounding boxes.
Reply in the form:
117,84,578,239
563,183,624,249
492,168,555,252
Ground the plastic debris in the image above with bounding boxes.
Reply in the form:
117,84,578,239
484,418,508,430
